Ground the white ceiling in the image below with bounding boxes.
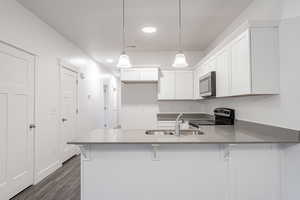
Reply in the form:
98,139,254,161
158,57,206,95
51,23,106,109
17,0,253,68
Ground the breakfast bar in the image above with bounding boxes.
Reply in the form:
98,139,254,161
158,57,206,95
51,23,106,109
69,121,300,200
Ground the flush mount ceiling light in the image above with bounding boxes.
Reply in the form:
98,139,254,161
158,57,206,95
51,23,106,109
142,26,157,34
105,58,114,63
172,0,188,68
117,0,132,68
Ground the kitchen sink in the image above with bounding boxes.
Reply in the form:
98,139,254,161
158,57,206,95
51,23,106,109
145,129,204,136
180,130,204,136
145,130,175,136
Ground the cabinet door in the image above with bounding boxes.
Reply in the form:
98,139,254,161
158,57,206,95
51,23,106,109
158,71,175,99
216,48,231,97
140,68,158,81
121,69,140,81
230,30,251,96
229,144,281,200
207,57,217,72
193,67,201,99
175,71,194,99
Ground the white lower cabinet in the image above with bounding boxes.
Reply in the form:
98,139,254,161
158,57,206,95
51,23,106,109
227,144,281,200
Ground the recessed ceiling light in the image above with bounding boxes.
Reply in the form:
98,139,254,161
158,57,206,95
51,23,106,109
142,26,157,34
105,58,114,63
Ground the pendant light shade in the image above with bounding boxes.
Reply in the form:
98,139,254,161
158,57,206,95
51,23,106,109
117,53,131,68
173,0,188,68
172,53,188,68
117,0,131,68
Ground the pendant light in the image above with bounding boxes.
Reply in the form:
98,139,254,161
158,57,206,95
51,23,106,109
117,0,132,68
172,0,188,68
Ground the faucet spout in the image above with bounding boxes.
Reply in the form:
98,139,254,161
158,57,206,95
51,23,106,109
175,113,184,136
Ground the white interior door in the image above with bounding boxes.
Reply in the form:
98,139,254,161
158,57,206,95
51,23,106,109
103,84,109,128
60,67,78,162
0,42,35,199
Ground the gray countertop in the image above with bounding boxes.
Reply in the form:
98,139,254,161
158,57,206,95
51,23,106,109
68,121,300,144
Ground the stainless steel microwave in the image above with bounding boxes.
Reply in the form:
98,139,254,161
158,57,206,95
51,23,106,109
199,71,216,97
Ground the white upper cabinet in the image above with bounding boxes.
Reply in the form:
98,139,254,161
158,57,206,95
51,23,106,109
207,57,217,72
140,68,159,81
158,71,176,100
216,47,231,97
193,67,202,99
121,68,158,82
175,71,194,99
230,30,251,96
194,21,280,98
250,28,280,94
121,68,140,81
230,27,279,96
158,70,194,100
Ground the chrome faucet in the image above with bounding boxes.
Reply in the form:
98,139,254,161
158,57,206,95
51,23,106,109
175,113,184,136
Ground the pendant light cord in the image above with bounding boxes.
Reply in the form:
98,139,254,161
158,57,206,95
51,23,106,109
178,0,182,52
122,0,125,54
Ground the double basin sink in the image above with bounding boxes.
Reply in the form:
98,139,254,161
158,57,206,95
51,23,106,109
145,129,204,136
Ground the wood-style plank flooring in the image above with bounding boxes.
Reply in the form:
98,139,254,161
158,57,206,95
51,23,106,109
11,155,80,200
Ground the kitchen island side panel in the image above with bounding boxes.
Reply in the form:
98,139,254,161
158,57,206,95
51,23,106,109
81,144,227,200
80,144,282,200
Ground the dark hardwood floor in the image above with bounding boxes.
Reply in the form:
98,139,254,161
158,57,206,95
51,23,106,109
11,155,80,200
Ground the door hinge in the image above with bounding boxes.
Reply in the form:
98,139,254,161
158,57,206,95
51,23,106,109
76,109,79,114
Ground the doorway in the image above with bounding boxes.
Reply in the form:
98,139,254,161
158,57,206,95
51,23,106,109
103,84,109,128
0,42,35,199
60,66,78,163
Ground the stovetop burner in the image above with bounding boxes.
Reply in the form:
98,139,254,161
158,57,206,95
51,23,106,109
189,108,235,127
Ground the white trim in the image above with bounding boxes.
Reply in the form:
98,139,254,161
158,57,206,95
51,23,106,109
0,40,37,56
34,160,62,184
58,60,79,164
58,59,79,73
33,55,38,186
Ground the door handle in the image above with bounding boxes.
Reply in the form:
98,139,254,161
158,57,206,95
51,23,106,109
29,124,36,129
62,118,68,122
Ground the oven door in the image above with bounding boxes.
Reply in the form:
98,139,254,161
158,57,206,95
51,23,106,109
199,71,216,97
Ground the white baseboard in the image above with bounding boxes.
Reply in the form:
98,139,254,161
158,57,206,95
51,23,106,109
34,160,62,184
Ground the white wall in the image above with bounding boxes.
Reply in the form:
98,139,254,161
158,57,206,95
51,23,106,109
0,0,114,183
205,0,282,54
120,83,205,129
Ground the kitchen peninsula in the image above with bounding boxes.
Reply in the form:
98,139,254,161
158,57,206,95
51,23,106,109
69,121,300,200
